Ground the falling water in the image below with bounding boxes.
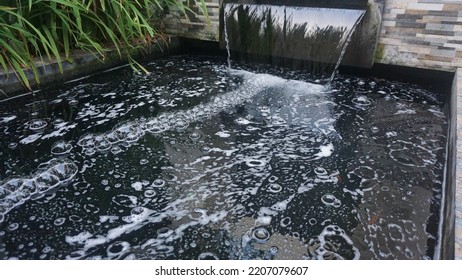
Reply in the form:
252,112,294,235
329,11,366,84
224,5,233,68
223,3,366,82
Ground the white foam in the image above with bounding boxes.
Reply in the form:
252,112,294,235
315,143,334,158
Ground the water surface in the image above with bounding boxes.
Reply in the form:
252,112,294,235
0,56,447,259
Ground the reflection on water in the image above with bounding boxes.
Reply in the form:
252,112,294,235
0,56,447,259
224,4,365,80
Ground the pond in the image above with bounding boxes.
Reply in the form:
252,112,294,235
0,55,448,259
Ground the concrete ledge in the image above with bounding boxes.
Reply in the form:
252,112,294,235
456,67,462,259
0,37,182,95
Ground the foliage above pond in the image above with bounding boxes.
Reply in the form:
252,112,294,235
0,0,208,91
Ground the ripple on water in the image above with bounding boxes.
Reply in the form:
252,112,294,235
29,119,47,130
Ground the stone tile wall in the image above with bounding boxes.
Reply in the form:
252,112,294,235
163,0,220,41
377,0,462,71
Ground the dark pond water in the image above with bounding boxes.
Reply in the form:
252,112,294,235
0,56,448,259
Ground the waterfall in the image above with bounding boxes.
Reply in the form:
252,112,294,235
223,3,366,82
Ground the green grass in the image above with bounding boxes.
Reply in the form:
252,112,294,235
0,0,208,91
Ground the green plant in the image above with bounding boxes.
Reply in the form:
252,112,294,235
0,0,208,91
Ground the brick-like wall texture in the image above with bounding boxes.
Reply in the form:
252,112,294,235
378,0,462,71
164,0,220,41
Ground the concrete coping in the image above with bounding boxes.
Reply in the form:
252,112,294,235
455,67,462,260
0,37,181,95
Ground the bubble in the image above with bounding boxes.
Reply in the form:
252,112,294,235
144,189,156,198
280,217,292,227
139,159,149,165
107,241,130,259
94,135,111,152
314,167,327,176
269,246,279,255
352,96,372,107
51,140,73,155
268,175,278,183
157,227,173,238
8,143,18,149
131,182,143,191
152,179,165,188
54,217,66,226
2,178,24,192
104,131,119,144
113,122,143,142
309,218,318,225
84,148,96,156
29,119,47,130
245,159,266,167
252,227,270,243
112,195,137,208
7,223,19,231
42,246,52,254
321,194,341,208
0,187,12,200
47,159,78,184
387,223,405,242
267,183,282,193
110,146,123,155
69,215,82,222
215,131,230,138
34,172,60,192
77,134,95,148
145,120,167,134
189,132,201,140
84,204,100,214
235,117,251,125
389,141,436,167
129,207,144,216
371,127,379,134
198,252,219,260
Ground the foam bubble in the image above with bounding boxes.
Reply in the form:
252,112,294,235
107,241,130,259
315,144,334,158
77,134,95,148
47,159,78,184
113,122,144,142
131,182,143,191
29,119,47,130
252,227,270,243
8,143,18,149
152,179,165,188
267,183,282,193
198,252,219,260
54,217,66,226
51,140,73,155
215,131,231,138
321,194,342,208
